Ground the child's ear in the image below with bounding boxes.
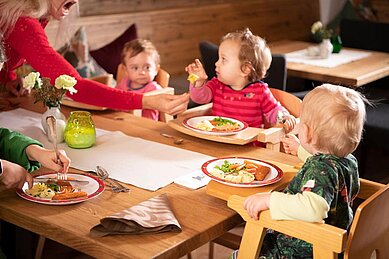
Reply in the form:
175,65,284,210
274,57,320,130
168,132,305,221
302,123,312,143
241,63,252,77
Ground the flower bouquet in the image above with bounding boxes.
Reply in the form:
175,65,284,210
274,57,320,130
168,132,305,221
310,21,333,43
23,72,78,142
23,72,77,108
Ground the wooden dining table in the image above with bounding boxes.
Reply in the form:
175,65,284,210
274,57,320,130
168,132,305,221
0,96,301,259
270,40,389,87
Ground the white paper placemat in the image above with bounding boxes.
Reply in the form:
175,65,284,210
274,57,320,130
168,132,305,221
0,108,214,191
286,49,371,68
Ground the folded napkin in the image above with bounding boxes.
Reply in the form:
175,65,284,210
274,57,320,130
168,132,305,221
90,194,181,237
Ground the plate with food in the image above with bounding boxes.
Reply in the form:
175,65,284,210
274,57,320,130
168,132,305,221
183,116,248,136
16,173,105,205
201,157,283,187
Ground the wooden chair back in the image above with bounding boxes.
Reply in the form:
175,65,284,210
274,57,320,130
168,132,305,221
257,88,302,151
116,64,174,122
228,179,388,259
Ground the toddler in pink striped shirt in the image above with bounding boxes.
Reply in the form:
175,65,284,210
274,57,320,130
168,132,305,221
185,28,296,130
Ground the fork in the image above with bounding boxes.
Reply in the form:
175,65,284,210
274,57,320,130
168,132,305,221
46,116,67,180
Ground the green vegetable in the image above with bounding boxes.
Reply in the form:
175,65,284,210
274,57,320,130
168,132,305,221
212,117,237,127
47,183,60,192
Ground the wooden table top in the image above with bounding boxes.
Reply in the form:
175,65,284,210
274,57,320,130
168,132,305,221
270,40,389,87
0,96,301,258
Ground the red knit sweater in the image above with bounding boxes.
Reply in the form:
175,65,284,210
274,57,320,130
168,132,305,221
0,17,142,111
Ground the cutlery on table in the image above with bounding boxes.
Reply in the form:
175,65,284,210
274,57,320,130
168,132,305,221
46,116,67,180
160,133,184,144
96,166,130,193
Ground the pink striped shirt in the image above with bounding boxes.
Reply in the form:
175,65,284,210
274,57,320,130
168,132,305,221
190,78,288,128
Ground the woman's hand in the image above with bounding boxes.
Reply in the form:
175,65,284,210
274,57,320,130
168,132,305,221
0,160,33,189
5,78,30,97
281,134,300,156
26,145,71,173
185,59,208,87
143,93,189,115
243,193,271,220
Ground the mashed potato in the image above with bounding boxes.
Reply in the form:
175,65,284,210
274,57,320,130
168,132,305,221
25,183,55,199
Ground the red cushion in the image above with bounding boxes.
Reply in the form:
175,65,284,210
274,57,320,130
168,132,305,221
90,24,138,78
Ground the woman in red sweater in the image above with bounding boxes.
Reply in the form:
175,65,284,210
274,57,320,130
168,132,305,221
0,0,189,114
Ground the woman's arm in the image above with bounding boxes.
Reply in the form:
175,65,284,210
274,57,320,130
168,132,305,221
7,17,143,111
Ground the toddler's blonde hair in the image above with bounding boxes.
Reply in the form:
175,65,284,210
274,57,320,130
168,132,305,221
222,28,271,82
300,84,367,157
121,39,160,66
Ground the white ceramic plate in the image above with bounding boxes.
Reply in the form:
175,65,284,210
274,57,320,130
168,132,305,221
16,173,105,205
182,116,248,136
202,157,283,188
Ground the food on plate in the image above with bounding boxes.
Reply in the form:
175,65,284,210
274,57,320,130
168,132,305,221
52,191,88,200
25,183,56,198
25,179,87,200
187,73,199,84
196,117,240,132
210,160,271,183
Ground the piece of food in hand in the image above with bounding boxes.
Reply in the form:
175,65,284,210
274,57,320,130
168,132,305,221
52,191,88,200
187,73,199,84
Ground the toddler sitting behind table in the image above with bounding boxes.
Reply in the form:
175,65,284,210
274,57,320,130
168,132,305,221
117,39,162,121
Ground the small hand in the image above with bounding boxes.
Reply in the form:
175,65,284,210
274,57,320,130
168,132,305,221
243,193,271,220
281,134,300,156
5,78,30,97
0,160,33,189
26,145,71,173
185,59,208,87
282,114,297,133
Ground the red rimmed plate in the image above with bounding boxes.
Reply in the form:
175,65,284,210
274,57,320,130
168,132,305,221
16,173,105,205
201,157,283,187
183,116,248,136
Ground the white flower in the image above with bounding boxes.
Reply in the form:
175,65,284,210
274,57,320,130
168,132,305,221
311,21,323,34
23,72,42,90
54,75,78,94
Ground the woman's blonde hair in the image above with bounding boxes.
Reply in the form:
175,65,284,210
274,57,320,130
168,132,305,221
300,84,367,157
221,28,272,82
121,39,160,66
0,0,49,35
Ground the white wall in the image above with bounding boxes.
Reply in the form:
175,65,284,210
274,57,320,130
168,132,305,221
320,0,347,25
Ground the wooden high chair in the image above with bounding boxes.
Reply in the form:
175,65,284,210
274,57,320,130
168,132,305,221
227,179,389,259
116,63,174,122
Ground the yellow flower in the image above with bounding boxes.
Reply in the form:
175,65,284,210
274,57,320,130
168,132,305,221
23,72,42,90
54,75,78,94
23,72,78,108
311,21,323,34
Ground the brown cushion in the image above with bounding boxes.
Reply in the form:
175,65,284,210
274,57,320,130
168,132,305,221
90,24,138,78
58,26,108,78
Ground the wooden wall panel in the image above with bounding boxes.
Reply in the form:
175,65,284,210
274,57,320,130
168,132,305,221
46,0,320,76
372,0,389,22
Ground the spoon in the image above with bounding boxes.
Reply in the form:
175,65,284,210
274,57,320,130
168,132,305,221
96,166,130,193
160,133,184,144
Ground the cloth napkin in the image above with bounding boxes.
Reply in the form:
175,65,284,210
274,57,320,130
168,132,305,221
90,194,181,237
286,49,370,68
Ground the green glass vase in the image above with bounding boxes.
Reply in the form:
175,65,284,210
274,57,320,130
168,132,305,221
331,35,342,53
64,111,96,149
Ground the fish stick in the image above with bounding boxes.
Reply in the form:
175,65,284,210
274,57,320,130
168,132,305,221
52,191,88,200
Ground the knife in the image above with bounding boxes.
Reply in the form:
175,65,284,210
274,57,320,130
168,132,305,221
33,178,90,186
